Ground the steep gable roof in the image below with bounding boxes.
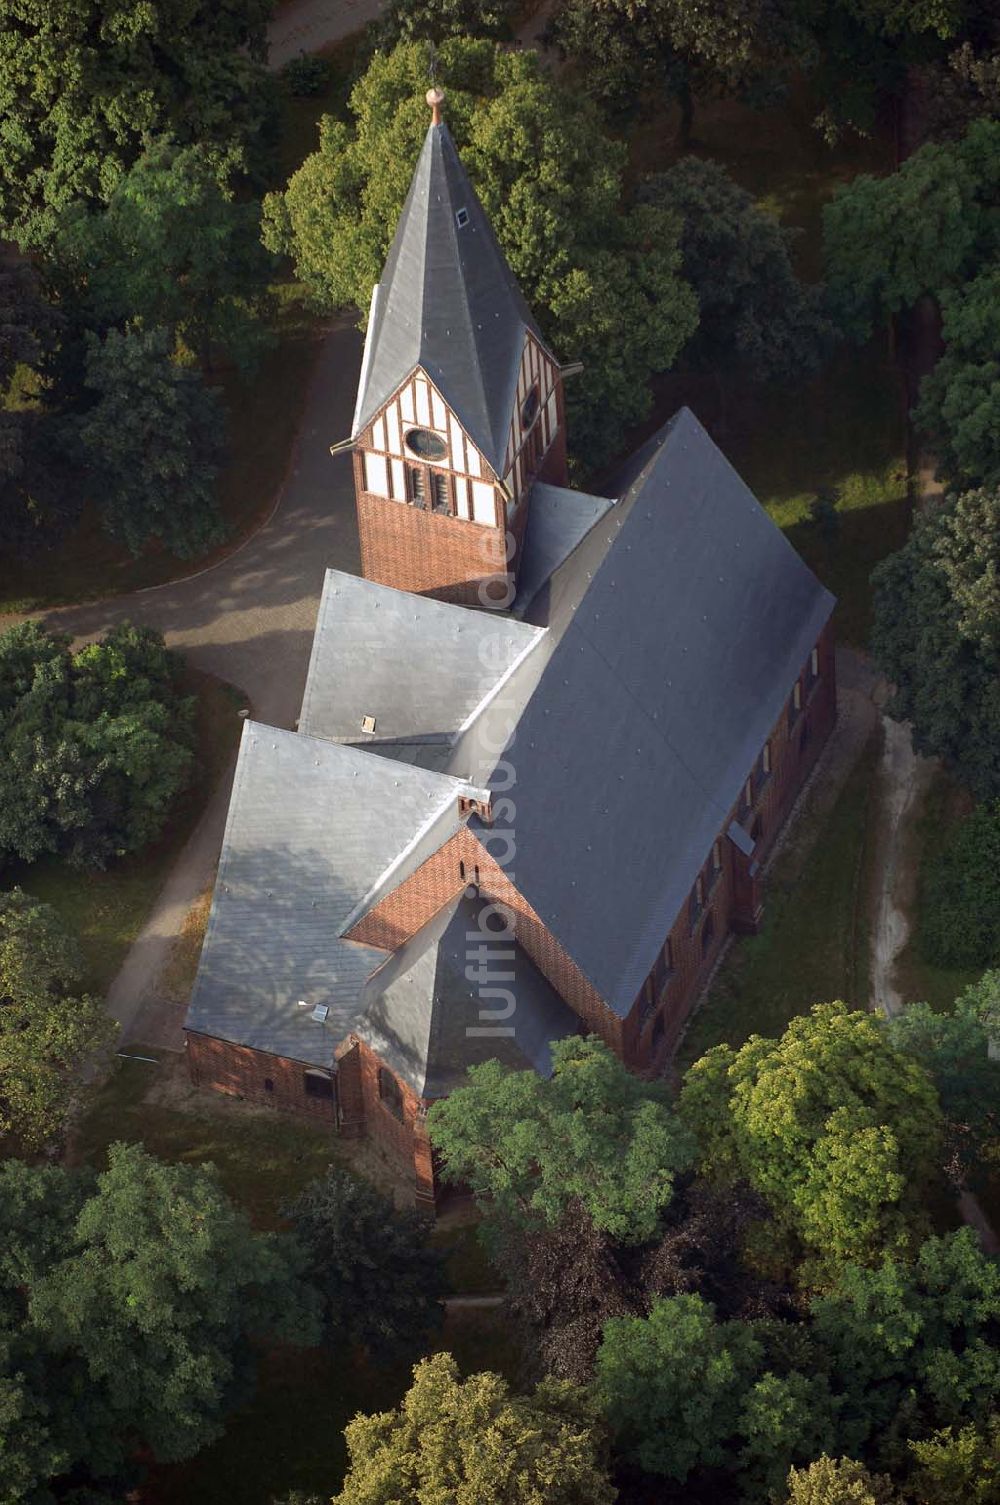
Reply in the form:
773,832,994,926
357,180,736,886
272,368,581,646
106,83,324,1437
185,722,489,1065
351,119,547,474
356,893,579,1097
299,569,544,764
451,409,835,1014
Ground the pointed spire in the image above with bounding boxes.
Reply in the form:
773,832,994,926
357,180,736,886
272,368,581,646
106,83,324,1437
352,100,550,474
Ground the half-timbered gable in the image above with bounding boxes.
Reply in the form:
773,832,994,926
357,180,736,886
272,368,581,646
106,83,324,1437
349,95,568,606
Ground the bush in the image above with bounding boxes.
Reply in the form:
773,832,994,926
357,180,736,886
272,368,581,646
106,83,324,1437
281,54,331,96
0,619,195,869
920,802,1000,969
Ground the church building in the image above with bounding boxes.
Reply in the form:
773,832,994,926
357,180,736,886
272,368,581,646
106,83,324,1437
184,89,837,1206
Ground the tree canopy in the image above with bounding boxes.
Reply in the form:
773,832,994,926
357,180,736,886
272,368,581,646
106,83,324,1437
0,0,273,247
282,1168,448,1359
0,619,195,868
262,38,698,469
332,1351,615,1505
0,264,74,558
428,1035,694,1246
822,120,1000,340
885,975,1000,1181
0,1146,320,1502
55,138,275,372
639,156,833,382
782,1456,900,1503
77,326,226,558
0,887,116,1149
870,487,1000,798
915,272,1000,490
677,1003,943,1279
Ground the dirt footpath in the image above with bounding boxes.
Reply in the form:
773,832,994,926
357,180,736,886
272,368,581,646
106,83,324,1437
869,715,937,1014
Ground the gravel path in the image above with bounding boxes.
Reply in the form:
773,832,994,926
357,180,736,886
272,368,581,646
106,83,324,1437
62,316,366,1039
266,0,383,69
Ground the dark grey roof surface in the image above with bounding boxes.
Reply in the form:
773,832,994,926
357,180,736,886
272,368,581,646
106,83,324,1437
512,483,615,620
356,894,580,1097
452,408,834,1016
352,120,547,474
185,722,489,1064
299,569,543,758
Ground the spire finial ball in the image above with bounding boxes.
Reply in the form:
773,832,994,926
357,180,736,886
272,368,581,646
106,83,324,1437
426,86,445,126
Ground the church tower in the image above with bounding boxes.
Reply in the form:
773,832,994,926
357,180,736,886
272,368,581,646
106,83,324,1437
349,88,569,608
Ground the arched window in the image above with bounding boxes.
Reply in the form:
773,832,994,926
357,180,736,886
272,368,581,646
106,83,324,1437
652,1012,665,1051
701,912,715,958
378,1067,405,1121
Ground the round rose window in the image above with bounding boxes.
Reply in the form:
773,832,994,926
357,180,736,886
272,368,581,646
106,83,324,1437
404,427,447,462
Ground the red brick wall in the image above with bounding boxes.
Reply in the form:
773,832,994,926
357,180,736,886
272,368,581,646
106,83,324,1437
355,464,513,606
346,825,624,1053
186,1032,337,1123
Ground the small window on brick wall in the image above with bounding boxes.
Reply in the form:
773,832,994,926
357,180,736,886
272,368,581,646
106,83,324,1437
303,1069,333,1100
701,911,716,958
652,1011,665,1051
378,1067,405,1121
264,1078,274,1093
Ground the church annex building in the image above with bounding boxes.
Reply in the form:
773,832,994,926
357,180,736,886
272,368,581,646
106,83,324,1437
184,91,837,1206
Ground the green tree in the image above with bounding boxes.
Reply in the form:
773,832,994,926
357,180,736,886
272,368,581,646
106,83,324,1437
428,1036,694,1247
0,619,195,868
594,1293,763,1479
549,0,813,144
333,1351,615,1504
262,39,698,469
282,1168,448,1359
870,488,1000,798
811,1229,1000,1467
0,264,75,557
783,1456,900,1503
0,1148,320,1502
921,43,1000,143
639,157,833,384
885,984,1000,1180
55,138,275,371
0,0,273,247
915,274,1000,489
377,0,516,45
678,1003,944,1280
822,121,1000,341
918,804,1000,967
0,888,116,1150
909,1415,1000,1503
78,326,225,558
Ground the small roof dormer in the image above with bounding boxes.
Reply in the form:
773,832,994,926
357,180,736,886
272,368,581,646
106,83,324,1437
352,89,550,477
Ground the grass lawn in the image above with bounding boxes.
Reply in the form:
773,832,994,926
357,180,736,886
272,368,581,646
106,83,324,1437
73,1051,339,1229
272,32,365,188
678,731,879,1066
894,766,982,1014
143,1306,525,1505
3,667,245,995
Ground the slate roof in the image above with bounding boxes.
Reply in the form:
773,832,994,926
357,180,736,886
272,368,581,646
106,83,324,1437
511,483,615,620
351,119,549,475
299,569,544,764
453,407,835,1016
355,893,579,1097
185,722,490,1064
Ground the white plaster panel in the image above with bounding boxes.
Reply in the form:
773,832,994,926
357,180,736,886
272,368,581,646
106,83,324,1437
472,480,496,525
364,452,390,498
